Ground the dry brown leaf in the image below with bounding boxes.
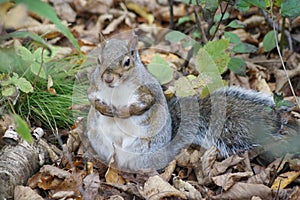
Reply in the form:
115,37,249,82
28,165,79,192
289,157,300,171
102,15,126,35
139,175,187,200
51,2,76,22
212,183,272,199
210,154,245,177
271,171,300,189
108,195,124,200
212,171,253,191
288,186,300,200
83,173,101,200
160,160,176,181
105,167,125,185
176,148,201,168
14,185,43,200
0,3,28,29
51,191,75,199
229,71,251,89
67,117,84,153
244,15,265,28
73,0,113,14
156,3,186,22
47,75,57,95
256,75,272,94
251,196,263,200
173,177,202,199
201,146,219,178
247,167,271,185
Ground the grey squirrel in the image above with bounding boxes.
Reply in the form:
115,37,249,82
86,35,299,172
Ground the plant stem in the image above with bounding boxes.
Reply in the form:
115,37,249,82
279,17,285,54
210,2,229,41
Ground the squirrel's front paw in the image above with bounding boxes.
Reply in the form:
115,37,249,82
94,99,114,117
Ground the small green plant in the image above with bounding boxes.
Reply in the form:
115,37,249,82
0,44,83,129
0,0,84,130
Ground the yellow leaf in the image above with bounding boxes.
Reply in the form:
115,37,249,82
271,171,300,189
125,2,154,24
105,167,125,184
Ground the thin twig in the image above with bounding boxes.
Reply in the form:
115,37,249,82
169,0,174,29
210,2,229,41
270,3,300,110
182,46,194,76
193,6,208,44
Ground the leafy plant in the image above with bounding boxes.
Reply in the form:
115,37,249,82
0,0,84,130
165,0,300,97
0,45,83,129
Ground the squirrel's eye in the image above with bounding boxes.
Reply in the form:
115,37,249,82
123,57,131,68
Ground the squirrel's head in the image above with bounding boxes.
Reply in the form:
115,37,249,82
97,36,139,88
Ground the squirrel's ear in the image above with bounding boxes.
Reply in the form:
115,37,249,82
127,35,138,56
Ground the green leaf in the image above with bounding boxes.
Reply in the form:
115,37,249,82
178,0,200,5
196,48,218,73
205,38,230,53
16,46,34,62
204,39,230,73
226,20,245,28
263,30,277,52
209,25,216,36
273,93,294,108
14,0,81,55
165,31,187,43
30,62,47,79
174,77,196,97
214,12,230,22
2,86,15,97
232,42,257,53
274,0,284,7
244,0,266,9
235,0,250,12
176,15,194,26
13,114,33,144
16,77,34,93
281,0,300,18
6,31,52,53
10,73,33,93
205,0,219,13
147,54,173,85
228,57,247,76
224,32,241,44
196,48,226,96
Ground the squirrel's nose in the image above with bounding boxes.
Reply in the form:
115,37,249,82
104,75,114,84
